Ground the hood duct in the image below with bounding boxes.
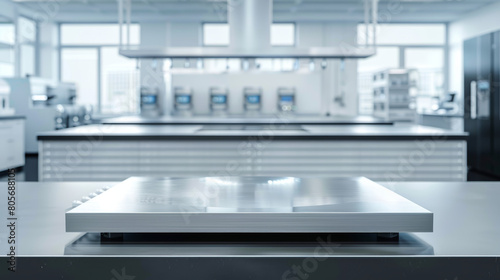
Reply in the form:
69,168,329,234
118,0,377,59
229,0,272,50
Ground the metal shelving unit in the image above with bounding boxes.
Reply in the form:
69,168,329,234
372,69,418,122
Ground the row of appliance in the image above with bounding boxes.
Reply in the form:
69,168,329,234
140,86,297,116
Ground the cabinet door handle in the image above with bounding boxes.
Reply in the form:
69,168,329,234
471,81,477,119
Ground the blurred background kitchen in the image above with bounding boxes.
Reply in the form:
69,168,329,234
0,0,499,182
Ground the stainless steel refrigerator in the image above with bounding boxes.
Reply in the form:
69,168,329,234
464,31,500,178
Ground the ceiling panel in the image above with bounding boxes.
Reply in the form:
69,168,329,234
11,0,500,23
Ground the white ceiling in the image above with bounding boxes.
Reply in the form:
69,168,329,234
11,0,500,23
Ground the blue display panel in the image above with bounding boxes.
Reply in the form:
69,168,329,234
141,95,157,105
212,95,227,104
280,95,294,102
246,95,260,104
176,95,191,104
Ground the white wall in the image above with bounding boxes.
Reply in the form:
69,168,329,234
168,23,200,47
448,1,500,109
0,0,16,19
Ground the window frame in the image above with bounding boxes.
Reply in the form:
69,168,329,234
0,22,16,77
17,15,39,77
58,22,141,114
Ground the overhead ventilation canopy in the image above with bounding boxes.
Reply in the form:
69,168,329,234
118,0,378,59
119,46,376,59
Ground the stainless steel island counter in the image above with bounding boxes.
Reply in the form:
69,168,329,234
0,181,498,279
37,124,468,182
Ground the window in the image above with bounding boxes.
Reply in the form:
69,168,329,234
0,22,15,77
358,47,399,73
61,24,140,45
203,24,229,46
0,23,15,45
201,23,296,73
20,44,35,77
357,24,446,115
358,47,400,115
271,24,295,46
18,17,37,77
100,47,139,114
202,23,295,46
358,24,445,46
59,24,141,114
18,17,37,43
61,48,99,106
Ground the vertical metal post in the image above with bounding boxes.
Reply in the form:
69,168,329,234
117,0,123,48
126,0,131,47
97,47,102,113
444,23,450,95
372,0,378,47
399,47,405,68
364,0,369,47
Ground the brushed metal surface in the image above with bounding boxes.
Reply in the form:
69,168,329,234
118,46,376,59
4,181,500,257
66,177,433,233
38,123,468,138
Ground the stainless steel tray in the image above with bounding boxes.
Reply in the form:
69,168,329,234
66,177,433,233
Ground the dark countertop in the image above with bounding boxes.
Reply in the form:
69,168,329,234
0,115,25,120
419,113,464,118
102,115,394,125
37,123,468,140
0,180,499,279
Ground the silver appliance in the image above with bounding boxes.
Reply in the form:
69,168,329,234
54,104,93,130
173,87,193,116
277,87,296,112
210,87,228,113
66,176,433,234
140,87,161,117
6,78,92,152
244,87,262,112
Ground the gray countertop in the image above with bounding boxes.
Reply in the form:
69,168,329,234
0,115,25,120
419,113,464,118
38,123,468,140
102,115,394,125
1,180,499,257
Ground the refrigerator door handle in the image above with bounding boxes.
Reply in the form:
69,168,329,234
471,80,477,119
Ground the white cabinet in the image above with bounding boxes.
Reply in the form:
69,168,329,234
0,119,25,171
39,139,466,182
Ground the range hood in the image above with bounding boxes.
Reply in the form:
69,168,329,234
118,0,377,59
